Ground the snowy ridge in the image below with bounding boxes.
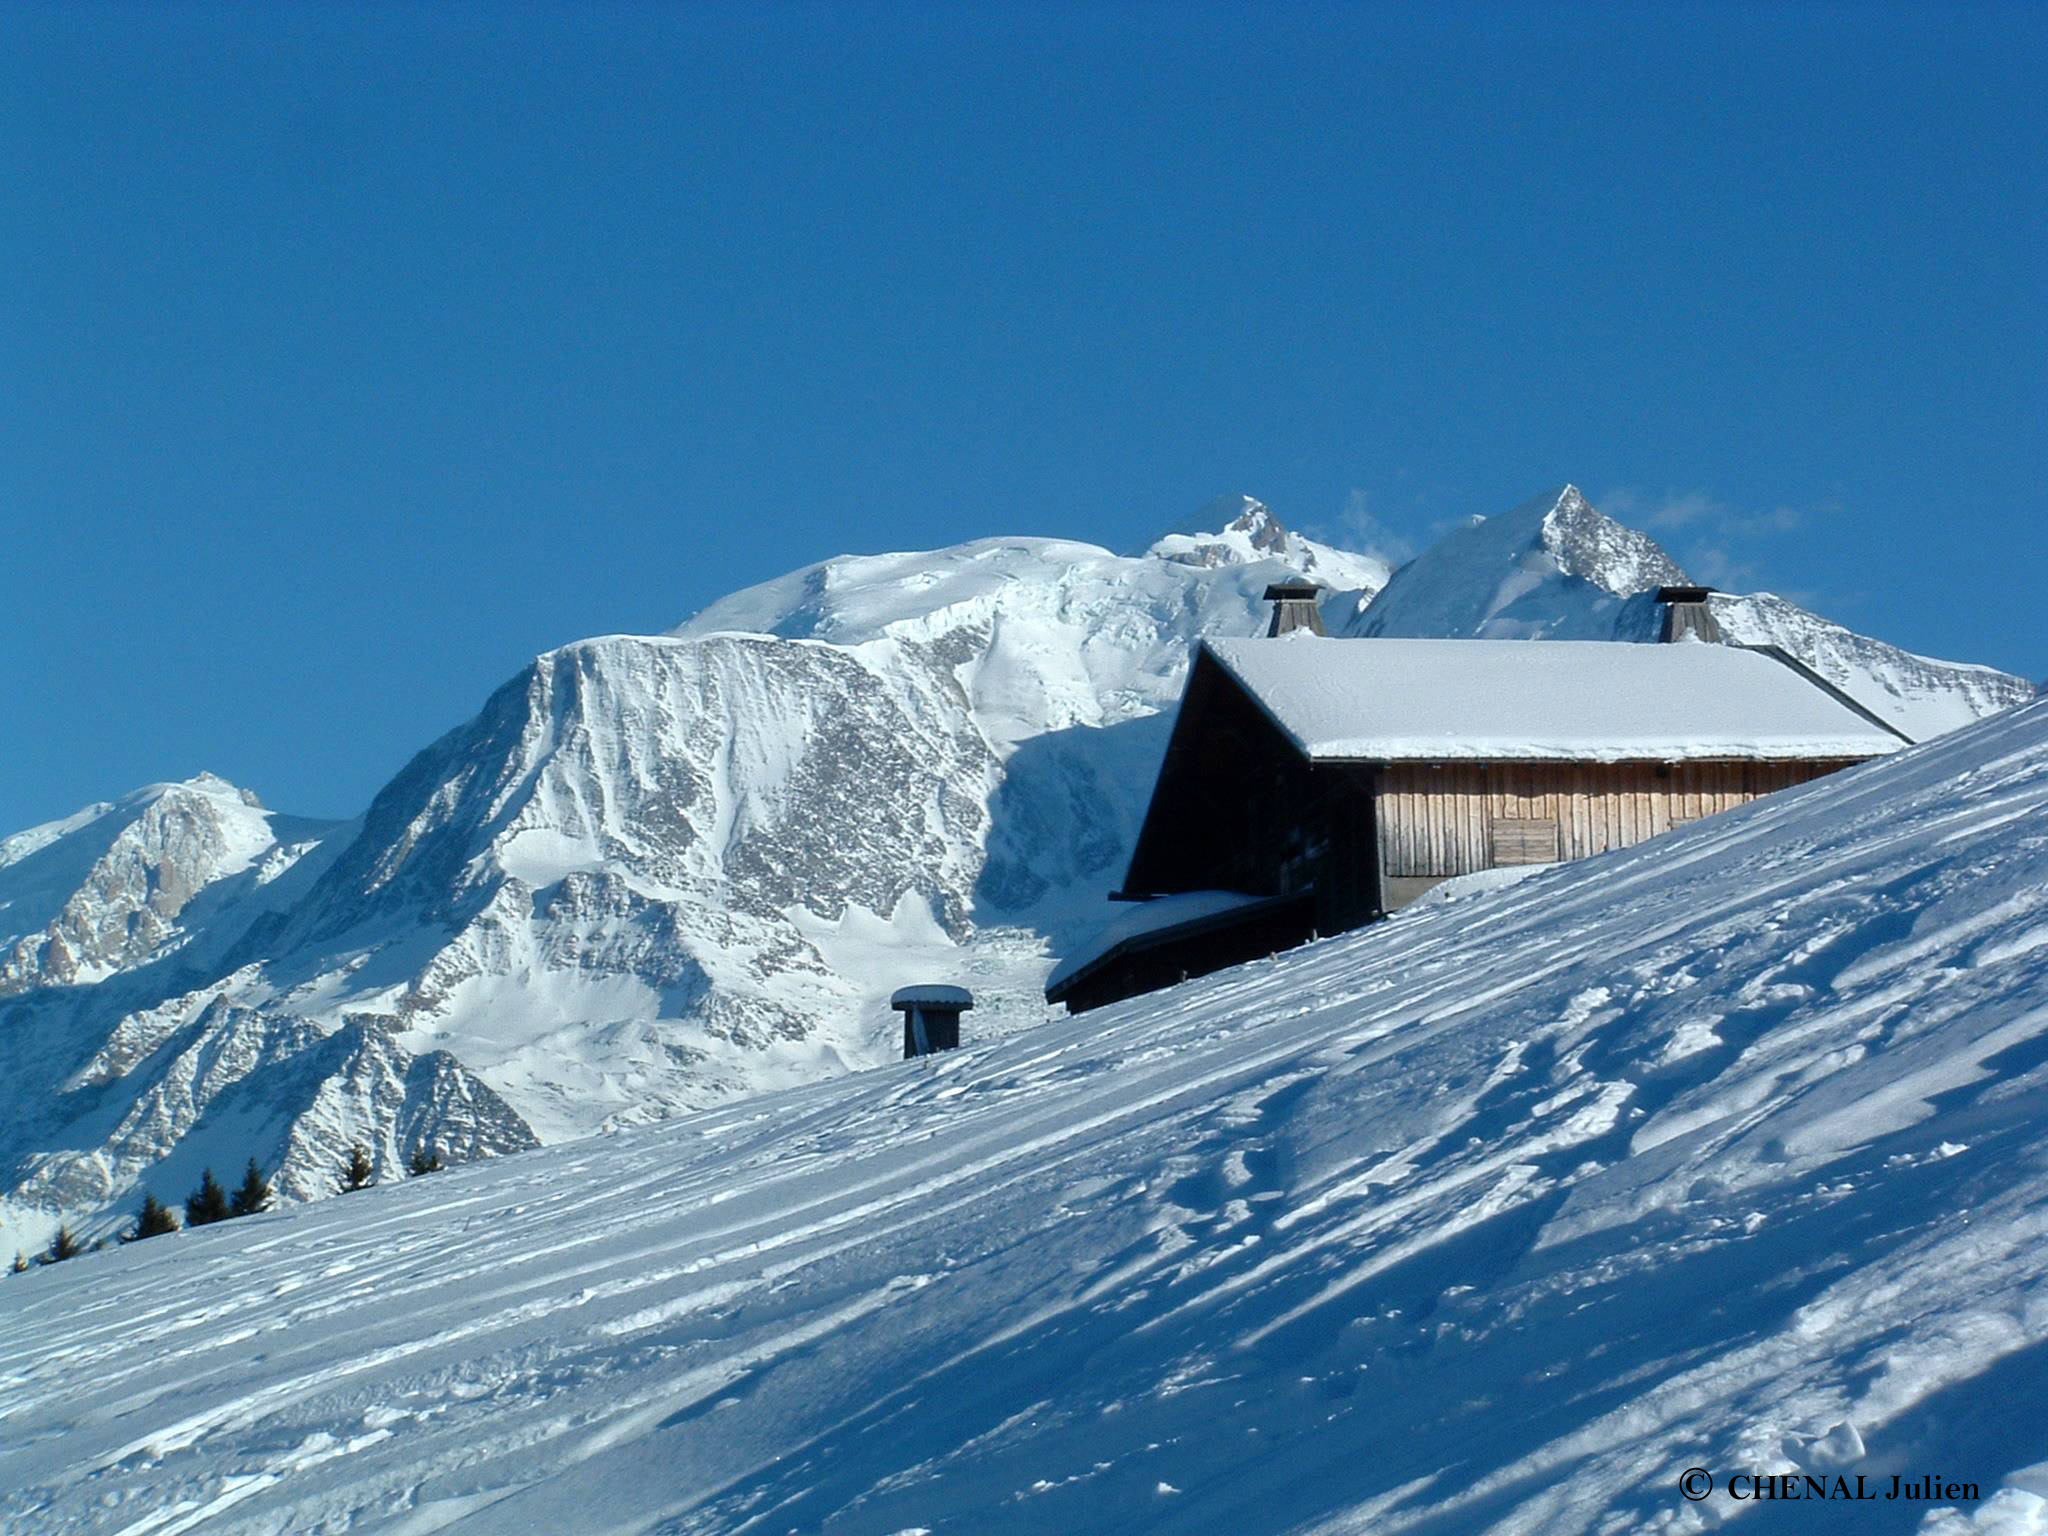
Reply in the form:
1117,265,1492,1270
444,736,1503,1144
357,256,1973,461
1710,589,2037,740
1145,493,1393,606
0,773,334,995
5,698,2046,1534
675,526,1382,739
1352,485,2033,739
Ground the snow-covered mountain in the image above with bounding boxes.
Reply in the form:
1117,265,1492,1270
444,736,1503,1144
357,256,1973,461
1352,484,1689,639
1142,493,1392,620
7,695,2045,1535
0,772,334,995
0,772,537,1233
1708,590,2035,739
0,489,2029,1261
1353,484,2035,737
0,510,1375,1257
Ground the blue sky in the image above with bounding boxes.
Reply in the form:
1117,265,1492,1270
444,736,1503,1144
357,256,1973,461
3,3,2043,831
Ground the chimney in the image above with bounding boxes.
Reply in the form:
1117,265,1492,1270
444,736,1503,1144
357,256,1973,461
1263,580,1327,637
1656,586,1721,643
891,984,972,1059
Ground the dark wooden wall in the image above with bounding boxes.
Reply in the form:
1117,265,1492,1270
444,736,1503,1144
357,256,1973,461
1122,651,1381,936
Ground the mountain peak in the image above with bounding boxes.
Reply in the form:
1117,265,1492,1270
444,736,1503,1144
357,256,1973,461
1149,493,1287,551
129,771,264,811
1539,486,1687,598
1145,495,1390,595
1353,484,1691,639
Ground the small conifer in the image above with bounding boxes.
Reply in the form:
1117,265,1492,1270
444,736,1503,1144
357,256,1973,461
186,1168,231,1227
231,1158,272,1218
339,1145,374,1193
45,1226,83,1264
409,1147,442,1176
125,1194,179,1242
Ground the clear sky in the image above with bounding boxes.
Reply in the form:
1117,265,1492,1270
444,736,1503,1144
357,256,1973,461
3,2,2043,832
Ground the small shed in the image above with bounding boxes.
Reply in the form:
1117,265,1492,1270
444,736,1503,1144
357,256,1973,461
891,985,972,1059
1047,616,1911,1013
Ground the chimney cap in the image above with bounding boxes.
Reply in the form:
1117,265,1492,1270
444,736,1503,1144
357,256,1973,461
890,984,973,1012
1262,579,1323,601
1655,585,1717,604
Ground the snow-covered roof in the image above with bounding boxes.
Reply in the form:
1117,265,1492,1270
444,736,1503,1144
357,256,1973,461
1204,636,1910,763
1044,890,1288,997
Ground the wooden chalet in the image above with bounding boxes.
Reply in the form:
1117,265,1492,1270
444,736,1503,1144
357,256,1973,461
1045,592,1912,1013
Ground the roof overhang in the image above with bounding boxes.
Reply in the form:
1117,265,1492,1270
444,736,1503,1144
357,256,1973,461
1044,890,1310,1005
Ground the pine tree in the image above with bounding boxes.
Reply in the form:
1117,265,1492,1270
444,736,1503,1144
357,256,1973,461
409,1147,442,1176
186,1168,231,1227
125,1193,179,1242
231,1158,272,1218
339,1145,374,1193
44,1226,83,1264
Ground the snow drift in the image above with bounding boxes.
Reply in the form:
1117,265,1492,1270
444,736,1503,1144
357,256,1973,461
6,696,2046,1535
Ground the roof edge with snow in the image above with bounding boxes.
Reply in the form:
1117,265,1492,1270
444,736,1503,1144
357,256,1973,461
1200,636,1911,764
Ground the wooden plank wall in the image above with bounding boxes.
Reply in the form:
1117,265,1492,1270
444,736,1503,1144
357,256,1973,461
1376,760,1860,879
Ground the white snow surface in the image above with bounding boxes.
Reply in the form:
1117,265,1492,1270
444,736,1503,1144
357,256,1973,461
1206,635,1909,762
8,697,2048,1535
675,519,1381,748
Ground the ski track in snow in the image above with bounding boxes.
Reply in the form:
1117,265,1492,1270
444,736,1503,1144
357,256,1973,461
5,703,2048,1535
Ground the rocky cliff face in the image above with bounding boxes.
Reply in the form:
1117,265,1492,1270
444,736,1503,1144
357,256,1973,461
0,774,331,995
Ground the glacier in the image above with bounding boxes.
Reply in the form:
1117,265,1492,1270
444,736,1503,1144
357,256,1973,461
4,692,2045,1533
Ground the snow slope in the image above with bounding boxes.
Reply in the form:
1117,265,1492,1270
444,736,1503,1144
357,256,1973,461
7,697,2046,1536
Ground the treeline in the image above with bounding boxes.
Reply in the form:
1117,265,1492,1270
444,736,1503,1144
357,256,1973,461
11,1143,448,1273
